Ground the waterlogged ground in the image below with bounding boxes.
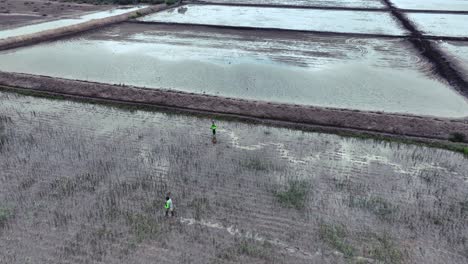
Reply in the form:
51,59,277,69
0,91,468,263
390,0,468,11
0,6,146,40
1,23,467,117
406,13,468,38
196,0,386,8
437,41,468,78
139,5,407,35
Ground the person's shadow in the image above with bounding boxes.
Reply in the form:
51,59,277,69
211,135,217,144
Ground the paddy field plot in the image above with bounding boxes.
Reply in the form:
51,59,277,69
195,0,386,8
138,5,407,35
436,41,468,79
406,13,468,38
390,0,468,11
1,91,468,263
0,23,467,117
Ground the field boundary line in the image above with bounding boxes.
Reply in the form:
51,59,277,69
0,71,467,146
0,3,183,52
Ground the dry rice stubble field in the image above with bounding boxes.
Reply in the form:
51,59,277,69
0,91,467,263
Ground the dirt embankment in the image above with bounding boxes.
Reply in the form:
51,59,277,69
0,71,467,142
0,0,106,28
0,3,180,51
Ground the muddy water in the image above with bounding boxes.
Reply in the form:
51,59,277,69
197,0,386,8
0,6,146,40
139,5,407,35
0,91,467,263
390,0,468,11
406,13,468,38
1,23,467,118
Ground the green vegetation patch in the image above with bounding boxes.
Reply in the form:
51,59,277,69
49,173,105,198
0,206,14,229
449,132,467,143
366,233,404,264
217,239,274,261
349,196,398,221
319,223,356,258
125,212,160,243
0,115,11,152
240,157,270,171
274,180,310,209
189,196,210,221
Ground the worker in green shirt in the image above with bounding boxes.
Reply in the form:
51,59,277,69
211,120,217,136
165,196,174,217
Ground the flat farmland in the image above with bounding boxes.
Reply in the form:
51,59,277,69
138,5,407,35
1,91,468,263
193,0,386,8
0,23,467,117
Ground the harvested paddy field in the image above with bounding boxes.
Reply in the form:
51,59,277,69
138,5,407,35
1,23,467,118
0,0,106,29
1,91,468,263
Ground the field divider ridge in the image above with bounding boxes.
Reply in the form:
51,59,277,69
0,71,466,143
0,3,184,52
382,0,468,98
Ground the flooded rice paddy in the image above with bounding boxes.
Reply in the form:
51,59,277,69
0,6,146,40
0,91,467,263
406,13,468,38
1,23,467,118
437,41,468,78
196,0,386,8
138,5,407,35
390,0,468,11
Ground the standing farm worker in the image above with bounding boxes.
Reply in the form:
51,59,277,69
211,120,217,136
165,196,174,217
